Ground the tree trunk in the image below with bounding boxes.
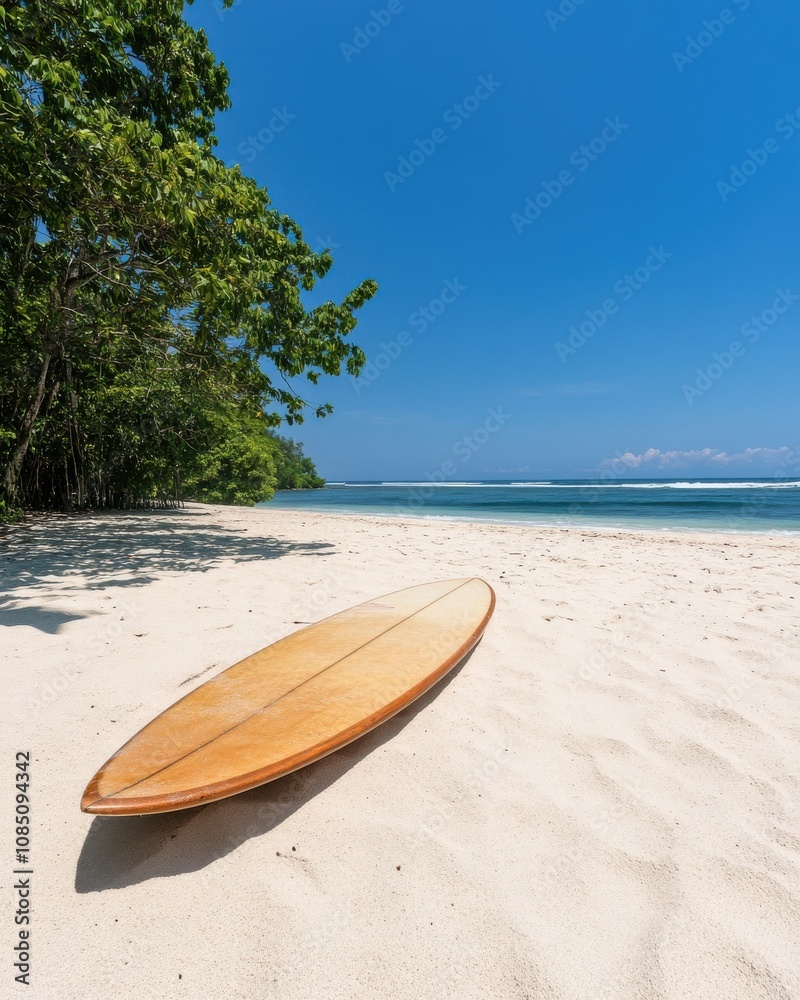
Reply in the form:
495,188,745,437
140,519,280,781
2,340,55,503
4,257,81,506
64,358,84,508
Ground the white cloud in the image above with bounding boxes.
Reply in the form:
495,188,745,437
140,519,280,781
600,446,796,471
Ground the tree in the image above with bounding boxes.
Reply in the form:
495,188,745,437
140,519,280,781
182,416,326,506
0,1,375,515
183,410,279,507
270,433,326,490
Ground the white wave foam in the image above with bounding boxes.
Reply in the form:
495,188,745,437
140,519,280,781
628,481,800,490
368,480,800,490
380,482,482,487
503,481,800,489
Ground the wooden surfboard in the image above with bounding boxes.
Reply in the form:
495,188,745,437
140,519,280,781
81,578,495,816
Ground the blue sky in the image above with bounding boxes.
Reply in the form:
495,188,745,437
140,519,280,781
187,0,800,480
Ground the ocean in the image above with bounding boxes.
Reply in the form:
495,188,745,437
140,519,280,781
261,479,800,533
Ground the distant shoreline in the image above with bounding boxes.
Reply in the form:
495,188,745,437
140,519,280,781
259,478,800,535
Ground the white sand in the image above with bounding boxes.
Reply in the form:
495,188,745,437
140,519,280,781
3,503,800,999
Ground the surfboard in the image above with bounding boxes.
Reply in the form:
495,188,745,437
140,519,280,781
81,577,495,816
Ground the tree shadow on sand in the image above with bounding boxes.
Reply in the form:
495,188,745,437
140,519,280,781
74,651,477,894
0,602,95,633
1,507,334,632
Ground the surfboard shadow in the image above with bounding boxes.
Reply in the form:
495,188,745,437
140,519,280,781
74,648,478,893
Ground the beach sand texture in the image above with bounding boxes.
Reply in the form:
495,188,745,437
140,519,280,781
3,503,799,999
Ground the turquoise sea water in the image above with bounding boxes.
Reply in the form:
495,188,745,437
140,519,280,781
260,480,800,533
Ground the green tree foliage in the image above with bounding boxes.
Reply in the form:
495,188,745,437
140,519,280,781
183,409,277,507
0,0,375,518
183,416,325,506
270,433,326,490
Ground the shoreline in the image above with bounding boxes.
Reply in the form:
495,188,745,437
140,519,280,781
14,499,800,540
256,501,800,538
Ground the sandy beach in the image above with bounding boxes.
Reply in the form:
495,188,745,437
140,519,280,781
3,503,800,999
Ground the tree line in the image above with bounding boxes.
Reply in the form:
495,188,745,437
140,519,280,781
0,1,374,522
